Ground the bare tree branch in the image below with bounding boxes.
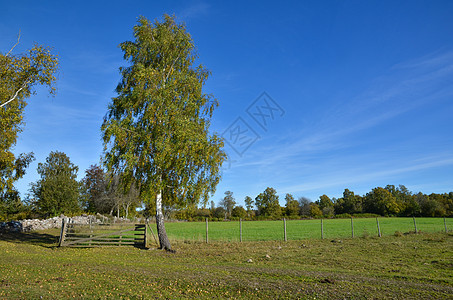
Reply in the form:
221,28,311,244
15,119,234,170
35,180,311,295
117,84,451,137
5,31,21,57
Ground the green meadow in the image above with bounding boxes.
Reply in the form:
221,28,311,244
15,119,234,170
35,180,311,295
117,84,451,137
153,217,451,243
1,229,452,299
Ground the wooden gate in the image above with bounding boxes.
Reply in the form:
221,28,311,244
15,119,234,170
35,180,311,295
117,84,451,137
59,219,149,248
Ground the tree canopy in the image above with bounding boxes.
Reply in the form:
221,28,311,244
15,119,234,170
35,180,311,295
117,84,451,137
285,193,299,216
0,37,58,203
30,151,80,217
219,191,236,218
255,187,281,218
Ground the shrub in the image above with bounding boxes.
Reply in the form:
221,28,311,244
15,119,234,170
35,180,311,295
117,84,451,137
232,206,247,219
335,213,352,219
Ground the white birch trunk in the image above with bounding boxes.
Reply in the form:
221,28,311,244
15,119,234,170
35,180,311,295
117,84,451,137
156,189,172,250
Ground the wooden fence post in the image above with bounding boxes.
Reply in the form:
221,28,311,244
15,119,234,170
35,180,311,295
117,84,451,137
351,217,354,238
240,218,242,242
413,216,417,233
88,218,92,247
58,218,67,247
205,218,208,243
321,219,324,239
145,220,149,248
376,218,381,237
284,218,287,242
444,217,448,233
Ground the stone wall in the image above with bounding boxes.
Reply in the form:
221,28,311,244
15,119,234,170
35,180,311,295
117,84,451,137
0,215,141,232
0,215,97,232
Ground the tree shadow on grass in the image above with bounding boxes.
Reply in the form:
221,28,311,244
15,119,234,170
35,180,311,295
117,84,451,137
0,231,60,248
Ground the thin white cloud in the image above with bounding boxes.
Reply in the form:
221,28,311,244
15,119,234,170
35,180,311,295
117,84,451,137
178,2,211,20
238,50,453,168
280,154,453,195
392,50,453,70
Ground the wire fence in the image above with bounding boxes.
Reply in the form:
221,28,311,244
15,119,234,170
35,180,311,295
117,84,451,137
151,217,451,243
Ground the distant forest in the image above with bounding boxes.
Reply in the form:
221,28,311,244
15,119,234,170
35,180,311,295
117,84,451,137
177,185,453,221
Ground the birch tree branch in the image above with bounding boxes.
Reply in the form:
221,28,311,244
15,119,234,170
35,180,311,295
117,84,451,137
6,31,21,57
0,81,28,108
165,55,180,83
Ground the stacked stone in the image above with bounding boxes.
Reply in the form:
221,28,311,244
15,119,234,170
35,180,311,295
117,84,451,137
0,221,22,232
0,215,100,232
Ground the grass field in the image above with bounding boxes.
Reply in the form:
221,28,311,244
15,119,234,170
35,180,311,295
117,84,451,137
152,217,451,243
1,228,452,299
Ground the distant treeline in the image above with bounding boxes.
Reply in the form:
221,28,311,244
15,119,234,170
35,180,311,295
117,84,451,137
164,185,453,221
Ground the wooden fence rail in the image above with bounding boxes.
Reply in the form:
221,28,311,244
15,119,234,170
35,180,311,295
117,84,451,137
59,219,148,248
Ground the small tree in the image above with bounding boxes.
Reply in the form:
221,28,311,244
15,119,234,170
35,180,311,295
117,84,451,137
255,187,281,218
30,151,80,217
309,203,323,217
0,190,26,221
232,206,247,219
342,189,362,214
285,193,299,216
299,196,311,217
213,207,226,219
317,194,333,210
104,174,142,219
364,187,401,216
244,196,254,217
81,165,108,213
219,191,236,218
421,194,446,217
117,180,141,219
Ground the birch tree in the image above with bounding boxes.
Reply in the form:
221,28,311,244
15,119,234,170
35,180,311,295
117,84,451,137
102,15,225,251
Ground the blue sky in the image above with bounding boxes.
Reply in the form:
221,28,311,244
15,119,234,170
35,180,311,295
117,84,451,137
1,0,453,206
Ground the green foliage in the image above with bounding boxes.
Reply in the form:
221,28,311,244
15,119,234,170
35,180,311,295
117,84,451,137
213,206,226,219
244,196,254,213
335,189,362,214
285,193,299,216
101,14,225,210
80,164,108,213
364,187,401,216
196,208,211,218
309,203,323,217
80,165,142,218
231,205,247,219
0,190,24,221
255,187,281,218
30,151,80,217
421,195,446,217
334,213,352,219
157,187,452,221
321,206,335,218
0,39,58,200
317,194,333,210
